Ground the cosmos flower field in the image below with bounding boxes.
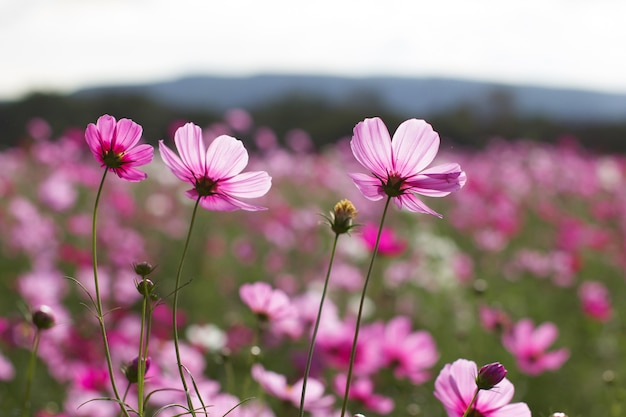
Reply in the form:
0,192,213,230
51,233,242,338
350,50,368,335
1,110,625,416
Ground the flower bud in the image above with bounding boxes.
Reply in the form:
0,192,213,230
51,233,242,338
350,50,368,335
476,362,507,390
32,305,55,330
134,262,156,277
122,356,151,384
136,279,155,297
327,199,357,235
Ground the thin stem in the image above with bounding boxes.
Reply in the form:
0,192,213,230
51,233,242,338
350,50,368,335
172,197,202,416
340,196,392,417
92,169,130,417
137,276,149,416
298,233,340,417
20,330,41,417
462,388,480,417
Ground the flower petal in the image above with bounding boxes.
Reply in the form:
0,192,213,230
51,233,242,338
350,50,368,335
205,135,249,179
220,171,272,199
114,118,143,149
159,140,194,183
350,117,393,178
347,173,385,201
397,193,442,218
407,163,467,196
490,402,532,417
115,167,147,182
475,378,515,412
95,115,116,147
391,119,439,176
124,143,154,166
174,123,206,176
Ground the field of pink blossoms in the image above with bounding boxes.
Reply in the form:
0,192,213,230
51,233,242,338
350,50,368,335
1,110,626,417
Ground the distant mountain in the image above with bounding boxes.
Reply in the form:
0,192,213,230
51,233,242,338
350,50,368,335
72,74,626,122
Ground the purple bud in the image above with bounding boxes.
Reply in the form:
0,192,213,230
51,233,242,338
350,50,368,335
32,305,55,330
476,362,507,390
133,261,156,277
122,356,151,384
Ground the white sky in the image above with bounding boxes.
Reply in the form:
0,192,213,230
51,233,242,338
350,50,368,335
1,0,626,100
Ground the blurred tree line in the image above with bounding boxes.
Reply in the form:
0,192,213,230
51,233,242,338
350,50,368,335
1,91,626,152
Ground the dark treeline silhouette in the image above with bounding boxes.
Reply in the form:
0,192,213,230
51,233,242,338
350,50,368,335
1,91,626,153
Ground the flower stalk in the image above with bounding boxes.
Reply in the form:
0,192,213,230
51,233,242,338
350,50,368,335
340,196,391,417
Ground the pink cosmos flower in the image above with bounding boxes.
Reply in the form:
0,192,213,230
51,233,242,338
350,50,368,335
85,114,154,181
251,364,334,412
239,282,297,324
578,280,612,322
348,117,466,217
434,358,531,417
159,122,271,211
380,316,439,384
502,319,569,376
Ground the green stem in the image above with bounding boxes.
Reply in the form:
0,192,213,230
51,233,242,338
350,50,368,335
340,196,392,417
298,233,340,417
462,388,480,417
172,197,201,416
20,330,41,417
136,276,149,416
92,169,130,417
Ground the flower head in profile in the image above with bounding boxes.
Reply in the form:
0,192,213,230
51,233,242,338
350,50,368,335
348,117,466,217
159,122,272,211
85,114,154,181
434,358,531,417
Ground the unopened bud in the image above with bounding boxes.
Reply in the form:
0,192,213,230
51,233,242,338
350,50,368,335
328,199,357,235
32,305,55,330
122,356,151,384
476,362,507,390
133,262,156,277
136,279,155,297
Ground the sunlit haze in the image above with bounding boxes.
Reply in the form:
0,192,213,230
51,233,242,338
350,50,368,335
2,0,626,100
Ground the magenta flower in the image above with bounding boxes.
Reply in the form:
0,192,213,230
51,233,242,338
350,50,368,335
578,280,612,322
348,117,466,217
85,114,154,181
159,122,271,211
380,316,439,384
434,359,531,417
502,319,569,376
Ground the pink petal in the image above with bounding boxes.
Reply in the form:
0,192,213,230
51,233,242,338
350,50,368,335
125,143,154,166
159,140,194,183
85,123,104,156
540,348,569,371
114,118,143,149
391,119,440,176
95,115,116,145
408,163,467,196
174,123,206,175
475,378,515,412
434,363,466,413
220,171,272,199
116,167,147,182
350,117,393,178
531,322,559,351
251,364,288,400
397,193,442,217
347,173,385,201
490,402,532,417
205,135,249,179
447,359,478,406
